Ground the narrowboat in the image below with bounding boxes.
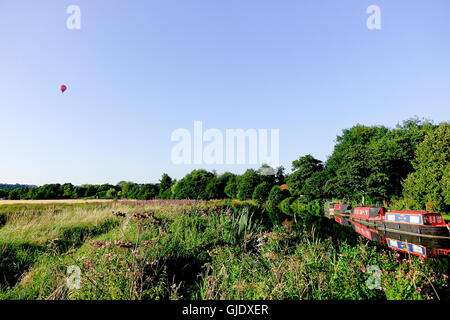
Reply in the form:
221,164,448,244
333,203,352,218
350,206,385,228
377,210,450,238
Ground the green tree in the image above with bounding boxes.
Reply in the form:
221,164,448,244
173,169,215,200
106,188,118,199
8,189,20,200
403,122,450,212
158,174,173,199
237,169,261,200
287,155,325,200
323,120,434,204
252,182,272,204
224,175,239,199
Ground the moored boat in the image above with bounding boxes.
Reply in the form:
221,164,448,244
350,206,385,228
377,210,450,238
333,203,352,218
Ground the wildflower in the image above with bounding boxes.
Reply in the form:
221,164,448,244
88,241,106,248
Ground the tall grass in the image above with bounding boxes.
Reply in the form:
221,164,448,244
0,201,449,300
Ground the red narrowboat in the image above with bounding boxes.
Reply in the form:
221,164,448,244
378,210,450,238
333,203,352,218
350,206,385,228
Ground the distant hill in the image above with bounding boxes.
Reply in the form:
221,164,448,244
0,183,37,190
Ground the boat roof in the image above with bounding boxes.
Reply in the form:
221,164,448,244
386,210,440,215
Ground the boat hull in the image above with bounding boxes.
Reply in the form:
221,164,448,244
377,221,450,237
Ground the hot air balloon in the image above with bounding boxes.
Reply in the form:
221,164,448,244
60,85,67,93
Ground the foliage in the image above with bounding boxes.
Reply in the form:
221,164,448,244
0,202,448,301
280,197,295,216
237,169,262,200
252,182,272,205
324,119,436,205
173,170,215,200
287,155,325,199
403,122,450,212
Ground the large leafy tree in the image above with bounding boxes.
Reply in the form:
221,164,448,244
324,119,434,204
157,174,173,199
205,172,235,199
403,122,450,212
224,175,239,199
252,181,272,204
287,154,325,201
173,169,215,200
237,169,262,200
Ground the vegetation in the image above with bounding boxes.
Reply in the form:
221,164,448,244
0,201,447,300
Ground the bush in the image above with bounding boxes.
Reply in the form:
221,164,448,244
290,198,307,215
280,197,295,216
237,169,262,200
252,182,272,205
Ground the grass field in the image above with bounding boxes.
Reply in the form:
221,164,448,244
0,200,449,300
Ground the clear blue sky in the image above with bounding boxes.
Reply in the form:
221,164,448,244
0,0,449,185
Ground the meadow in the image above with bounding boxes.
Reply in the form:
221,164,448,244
0,200,448,300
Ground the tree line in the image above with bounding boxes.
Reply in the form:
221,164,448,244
1,118,448,215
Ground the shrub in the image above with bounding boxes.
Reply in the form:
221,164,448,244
280,197,295,216
252,182,272,205
237,169,262,200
